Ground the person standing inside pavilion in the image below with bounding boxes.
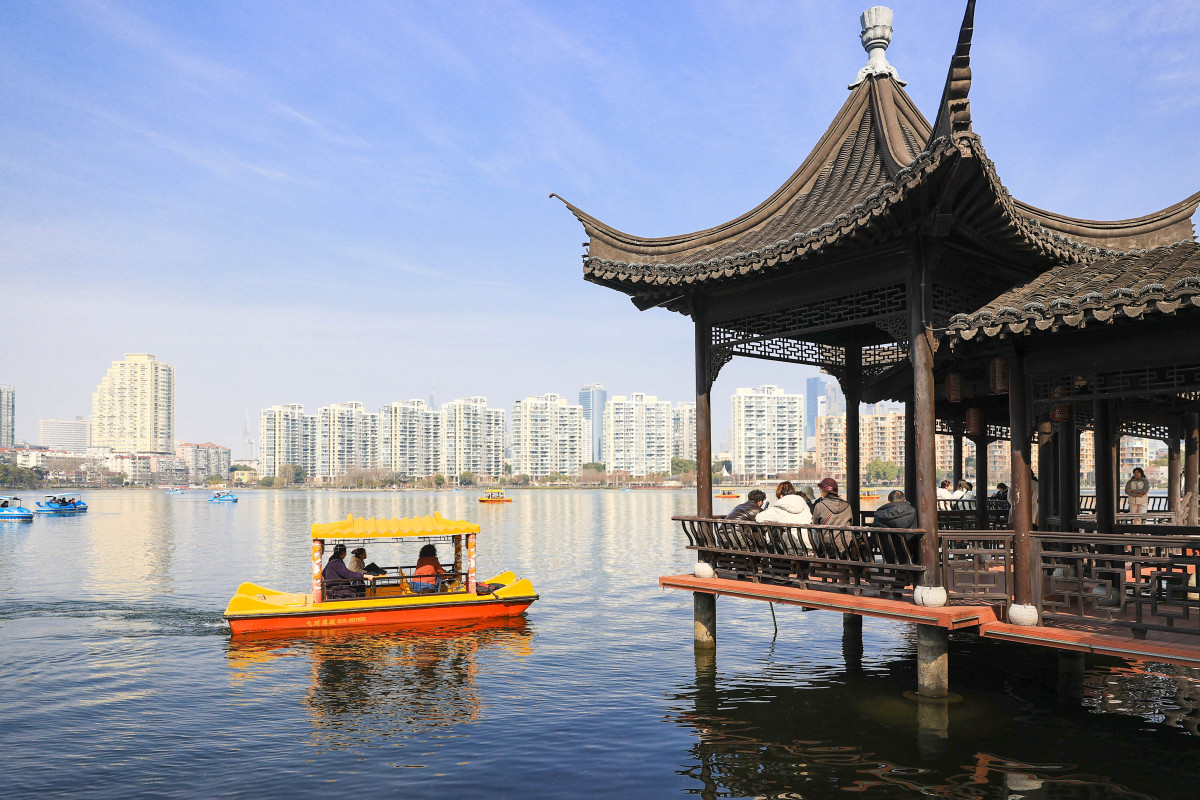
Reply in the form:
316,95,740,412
1125,467,1151,518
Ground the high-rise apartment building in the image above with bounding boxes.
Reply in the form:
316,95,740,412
672,402,697,462
933,434,1011,488
579,383,607,463
91,354,174,453
314,402,380,478
0,384,14,448
804,377,823,443
39,417,90,452
379,400,444,478
816,410,906,481
175,441,231,482
603,393,672,477
730,386,804,477
259,404,316,478
443,397,505,479
511,394,588,478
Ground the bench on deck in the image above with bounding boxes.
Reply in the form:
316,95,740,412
936,499,1010,530
675,516,926,598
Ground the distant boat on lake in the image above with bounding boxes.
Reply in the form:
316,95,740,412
36,494,87,514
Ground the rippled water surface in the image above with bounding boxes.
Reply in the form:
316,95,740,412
2,489,1199,799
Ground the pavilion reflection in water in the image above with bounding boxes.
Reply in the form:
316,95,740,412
557,0,1200,697
225,618,532,747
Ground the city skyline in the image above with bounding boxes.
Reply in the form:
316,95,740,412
3,2,1195,451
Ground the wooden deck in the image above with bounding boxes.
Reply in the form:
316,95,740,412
662,574,1200,667
660,575,999,630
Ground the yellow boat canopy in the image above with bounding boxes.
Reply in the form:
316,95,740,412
311,512,481,540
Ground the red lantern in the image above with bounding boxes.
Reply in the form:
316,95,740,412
965,407,984,436
989,357,1010,394
1049,386,1073,422
945,371,964,403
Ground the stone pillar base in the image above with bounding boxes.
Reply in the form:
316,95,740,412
914,585,948,608
1007,603,1038,626
694,592,716,648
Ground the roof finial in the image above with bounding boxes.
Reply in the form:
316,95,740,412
850,6,905,87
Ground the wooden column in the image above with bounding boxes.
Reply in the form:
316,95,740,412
908,266,942,601
1057,413,1078,532
1009,351,1035,616
904,389,917,502
1186,411,1199,526
952,434,964,487
1168,434,1181,517
844,345,862,521
1037,417,1053,531
973,436,989,530
693,304,716,647
1094,400,1115,535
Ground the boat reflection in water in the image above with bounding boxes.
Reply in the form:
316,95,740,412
226,617,532,747
671,645,1193,800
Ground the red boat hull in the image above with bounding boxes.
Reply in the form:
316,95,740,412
227,597,536,635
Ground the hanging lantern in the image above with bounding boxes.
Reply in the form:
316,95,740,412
989,356,1010,394
965,407,985,436
1049,386,1073,422
945,371,964,403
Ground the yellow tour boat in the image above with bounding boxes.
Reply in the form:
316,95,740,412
478,489,512,503
715,491,740,498
224,513,537,635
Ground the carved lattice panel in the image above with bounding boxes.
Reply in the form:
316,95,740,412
1032,363,1200,405
713,284,907,343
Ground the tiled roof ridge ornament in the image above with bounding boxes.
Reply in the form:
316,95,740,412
850,6,906,87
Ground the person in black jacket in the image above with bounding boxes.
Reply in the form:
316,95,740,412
725,490,766,521
872,490,919,564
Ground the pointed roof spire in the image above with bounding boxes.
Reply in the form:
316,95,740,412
931,0,975,149
850,6,905,87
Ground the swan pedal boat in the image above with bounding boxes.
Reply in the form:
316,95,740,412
224,512,538,635
0,497,34,522
209,490,238,502
35,494,87,514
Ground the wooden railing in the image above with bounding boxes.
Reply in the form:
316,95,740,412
935,499,1011,531
1078,495,1171,513
675,516,925,599
939,531,1014,605
1033,532,1200,640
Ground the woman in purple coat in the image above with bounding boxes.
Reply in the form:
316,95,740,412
322,544,365,599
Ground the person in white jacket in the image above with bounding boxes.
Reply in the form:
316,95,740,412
757,481,813,526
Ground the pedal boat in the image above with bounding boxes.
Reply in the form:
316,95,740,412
714,491,740,498
35,494,87,514
209,490,238,502
478,489,512,503
224,513,538,635
0,497,34,522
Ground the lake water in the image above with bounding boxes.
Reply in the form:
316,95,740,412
2,489,1198,799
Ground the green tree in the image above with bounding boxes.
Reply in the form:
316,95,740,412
503,462,513,475
205,474,224,485
230,464,252,472
277,463,306,486
0,464,45,489
671,457,697,476
459,472,475,486
434,473,445,487
865,459,901,485
545,472,569,483
582,462,605,472
258,476,275,487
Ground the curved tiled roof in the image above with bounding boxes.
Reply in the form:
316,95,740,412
944,242,1200,341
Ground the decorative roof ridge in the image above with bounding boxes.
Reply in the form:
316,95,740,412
930,0,975,152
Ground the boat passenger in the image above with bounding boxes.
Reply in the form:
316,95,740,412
724,490,766,521
0,500,7,508
347,547,366,574
411,544,448,593
322,544,366,600
756,481,812,526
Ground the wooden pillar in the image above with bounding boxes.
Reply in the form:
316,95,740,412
1168,434,1181,516
917,625,949,698
1186,411,1199,526
1057,413,1077,532
1008,351,1036,621
1037,417,1053,531
973,435,989,530
844,345,862,520
693,304,716,647
908,264,943,604
905,389,917,502
952,434,964,487
1094,400,1115,535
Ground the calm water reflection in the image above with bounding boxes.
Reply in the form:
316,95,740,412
1,489,1198,798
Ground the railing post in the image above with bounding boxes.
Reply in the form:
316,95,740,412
1008,351,1037,625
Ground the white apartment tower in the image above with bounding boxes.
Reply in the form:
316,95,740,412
511,394,588,478
91,354,175,453
672,402,697,462
0,384,16,448
39,417,91,452
603,393,673,477
730,385,804,478
259,404,316,478
175,441,232,482
315,402,380,478
443,397,505,479
379,400,444,478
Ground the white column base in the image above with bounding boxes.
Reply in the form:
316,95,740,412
694,561,715,579
913,585,948,608
1008,603,1039,626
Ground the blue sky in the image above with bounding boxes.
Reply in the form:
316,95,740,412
2,0,1196,452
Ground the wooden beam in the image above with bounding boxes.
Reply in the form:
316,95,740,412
1094,400,1115,534
908,264,940,589
905,389,917,502
1037,416,1053,531
953,434,963,487
1168,435,1181,515
844,345,862,519
694,303,714,518
973,435,989,530
1187,411,1199,526
1058,413,1077,532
